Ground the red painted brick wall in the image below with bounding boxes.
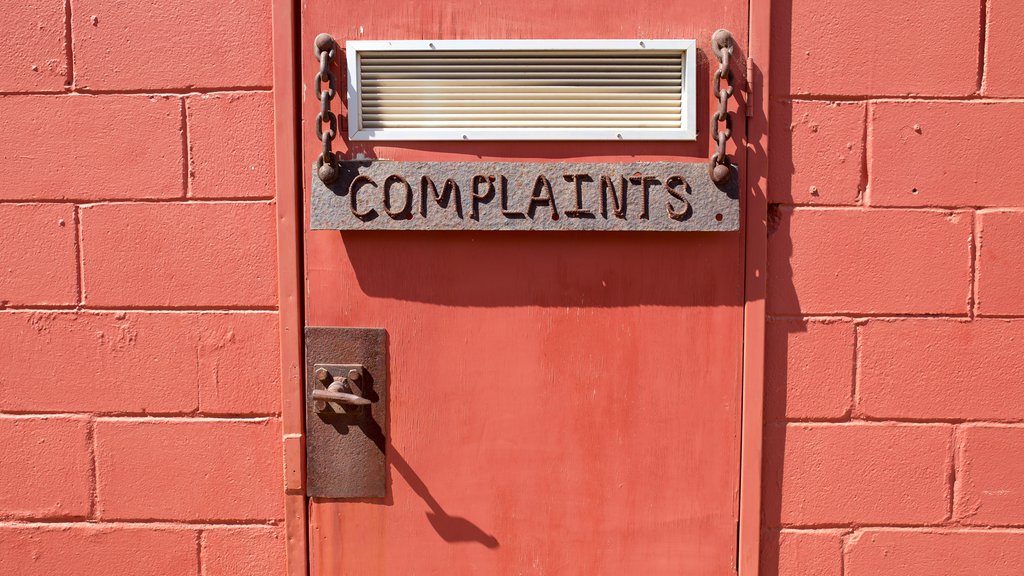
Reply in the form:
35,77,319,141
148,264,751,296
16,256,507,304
763,0,1024,574
0,0,285,573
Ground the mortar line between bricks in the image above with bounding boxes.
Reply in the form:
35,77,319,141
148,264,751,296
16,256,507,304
93,416,279,423
770,313,1024,321
180,98,191,199
62,0,74,90
81,305,280,312
780,418,1024,426
774,521,958,530
0,88,274,97
783,95,1024,103
77,199,277,207
858,102,869,206
776,205,978,214
767,314,975,321
0,307,279,314
977,0,990,94
0,411,281,419
196,529,204,576
86,417,98,520
840,530,850,576
769,201,1018,211
949,425,961,524
765,311,970,319
74,87,275,96
969,211,979,319
73,205,84,306
0,520,284,529
775,524,1024,532
0,196,278,205
850,323,861,419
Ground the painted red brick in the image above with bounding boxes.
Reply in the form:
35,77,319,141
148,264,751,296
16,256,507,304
775,0,979,96
72,0,273,91
0,95,183,201
81,202,277,308
765,424,952,526
768,101,864,205
859,319,1024,420
762,529,843,576
956,426,1024,526
203,527,286,576
768,208,971,315
195,313,281,415
0,417,91,519
870,103,1024,207
0,525,198,576
95,418,283,521
766,320,853,421
984,1,1024,97
0,312,278,415
187,92,276,199
0,204,78,306
1,0,66,91
977,211,1024,316
846,530,1024,576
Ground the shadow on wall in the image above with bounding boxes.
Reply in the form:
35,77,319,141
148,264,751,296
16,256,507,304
339,229,742,308
327,379,501,549
760,0,808,572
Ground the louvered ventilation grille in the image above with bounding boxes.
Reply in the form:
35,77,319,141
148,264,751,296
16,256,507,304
347,42,695,140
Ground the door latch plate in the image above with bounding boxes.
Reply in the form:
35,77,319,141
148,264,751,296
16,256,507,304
304,327,387,498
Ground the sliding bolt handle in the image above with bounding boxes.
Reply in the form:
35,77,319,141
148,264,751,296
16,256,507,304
311,364,372,412
312,386,372,406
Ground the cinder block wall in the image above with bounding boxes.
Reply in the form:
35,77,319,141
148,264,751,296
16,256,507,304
0,0,285,573
762,0,1024,574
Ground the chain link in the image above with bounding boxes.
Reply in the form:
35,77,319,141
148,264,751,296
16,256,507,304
314,33,339,184
709,29,735,185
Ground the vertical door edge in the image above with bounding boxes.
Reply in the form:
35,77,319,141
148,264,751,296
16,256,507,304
273,0,310,573
739,0,772,573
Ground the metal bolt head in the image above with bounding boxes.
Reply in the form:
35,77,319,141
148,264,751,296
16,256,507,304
347,369,361,381
318,161,339,184
711,29,734,58
314,33,335,53
711,163,731,185
315,367,331,384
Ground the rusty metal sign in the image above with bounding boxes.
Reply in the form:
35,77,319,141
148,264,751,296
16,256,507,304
305,327,388,499
310,160,739,231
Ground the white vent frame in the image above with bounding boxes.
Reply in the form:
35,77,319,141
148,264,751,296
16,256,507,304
345,39,697,141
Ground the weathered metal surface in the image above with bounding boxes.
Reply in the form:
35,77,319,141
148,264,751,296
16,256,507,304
310,160,739,231
304,327,387,499
313,33,340,184
710,29,737,184
312,364,373,410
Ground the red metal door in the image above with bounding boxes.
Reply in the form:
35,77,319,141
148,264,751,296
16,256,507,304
301,2,748,574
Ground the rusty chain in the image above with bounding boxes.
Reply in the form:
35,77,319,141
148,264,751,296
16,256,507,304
709,29,735,185
314,33,339,184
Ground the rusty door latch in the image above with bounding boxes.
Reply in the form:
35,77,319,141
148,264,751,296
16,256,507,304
305,327,387,498
312,364,373,410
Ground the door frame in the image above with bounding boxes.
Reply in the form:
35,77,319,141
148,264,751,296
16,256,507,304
271,0,771,572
